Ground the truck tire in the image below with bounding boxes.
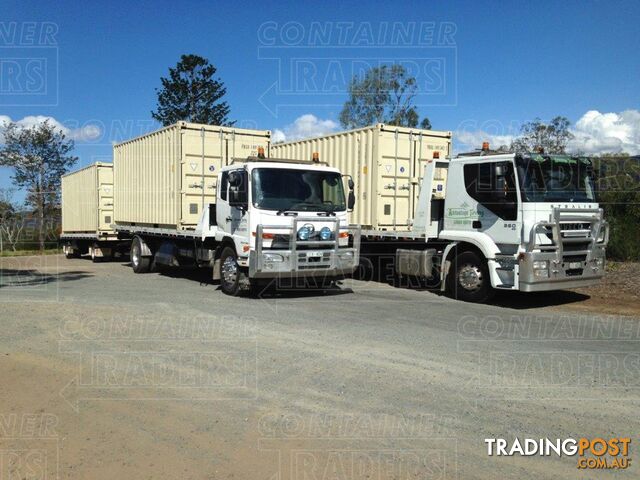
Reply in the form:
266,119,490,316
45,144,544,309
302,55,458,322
65,248,80,259
219,247,244,296
447,251,494,303
130,237,152,274
90,246,100,263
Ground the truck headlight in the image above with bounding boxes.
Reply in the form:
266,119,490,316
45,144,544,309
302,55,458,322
533,260,548,270
532,260,549,278
320,227,332,241
263,253,284,262
339,251,354,262
297,226,311,241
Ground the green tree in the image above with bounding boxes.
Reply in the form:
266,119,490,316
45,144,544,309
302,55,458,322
594,153,640,260
152,54,232,126
511,116,574,153
339,65,431,129
0,121,77,251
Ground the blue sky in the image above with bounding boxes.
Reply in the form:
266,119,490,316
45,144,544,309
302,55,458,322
2,0,639,199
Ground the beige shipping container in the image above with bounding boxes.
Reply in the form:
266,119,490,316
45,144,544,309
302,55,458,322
271,124,452,230
61,162,114,235
113,122,270,230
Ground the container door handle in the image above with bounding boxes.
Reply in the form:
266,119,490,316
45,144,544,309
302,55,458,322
225,216,233,223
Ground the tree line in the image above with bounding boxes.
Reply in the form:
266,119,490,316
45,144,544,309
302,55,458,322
0,54,637,260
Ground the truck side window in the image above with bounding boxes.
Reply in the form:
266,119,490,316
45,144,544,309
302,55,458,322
219,172,228,201
464,162,518,220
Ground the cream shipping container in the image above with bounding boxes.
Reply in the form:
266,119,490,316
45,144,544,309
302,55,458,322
274,128,608,303
60,162,129,261
111,122,360,296
113,121,271,230
271,123,452,231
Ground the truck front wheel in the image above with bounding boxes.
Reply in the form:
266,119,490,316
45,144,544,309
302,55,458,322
447,251,494,303
131,237,152,274
220,247,243,296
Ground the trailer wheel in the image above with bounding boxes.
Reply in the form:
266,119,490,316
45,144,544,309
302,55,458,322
90,246,100,263
219,247,243,296
447,251,494,303
130,237,152,273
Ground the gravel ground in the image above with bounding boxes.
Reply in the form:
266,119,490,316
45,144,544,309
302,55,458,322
0,254,638,479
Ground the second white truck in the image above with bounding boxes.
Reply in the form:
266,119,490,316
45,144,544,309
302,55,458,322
367,149,609,302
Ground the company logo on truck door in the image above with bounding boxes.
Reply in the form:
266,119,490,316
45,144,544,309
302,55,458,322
447,202,483,219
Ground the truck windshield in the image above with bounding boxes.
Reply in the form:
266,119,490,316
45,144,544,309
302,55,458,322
251,168,346,212
516,154,596,202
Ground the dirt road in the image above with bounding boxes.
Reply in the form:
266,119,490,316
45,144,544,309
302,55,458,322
1,255,638,479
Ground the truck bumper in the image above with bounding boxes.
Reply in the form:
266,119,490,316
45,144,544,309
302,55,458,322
518,246,606,292
249,248,359,279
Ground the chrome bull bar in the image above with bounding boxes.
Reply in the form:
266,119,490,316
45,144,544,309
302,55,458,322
252,217,361,277
526,208,609,259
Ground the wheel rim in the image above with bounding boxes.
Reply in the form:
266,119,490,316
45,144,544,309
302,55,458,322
221,256,238,287
132,243,140,267
458,264,483,291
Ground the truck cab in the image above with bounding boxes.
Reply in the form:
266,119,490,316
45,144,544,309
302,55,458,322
198,155,360,295
432,152,608,300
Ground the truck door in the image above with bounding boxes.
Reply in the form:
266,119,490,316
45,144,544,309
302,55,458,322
220,169,249,242
453,160,521,245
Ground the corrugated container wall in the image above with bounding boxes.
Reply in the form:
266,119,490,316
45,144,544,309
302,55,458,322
61,162,114,234
271,124,452,230
113,122,270,230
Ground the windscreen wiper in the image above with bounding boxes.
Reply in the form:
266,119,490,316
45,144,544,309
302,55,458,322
276,210,298,216
316,211,336,216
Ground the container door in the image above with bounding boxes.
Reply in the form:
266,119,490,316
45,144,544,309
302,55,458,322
97,167,114,231
377,130,413,228
180,128,225,227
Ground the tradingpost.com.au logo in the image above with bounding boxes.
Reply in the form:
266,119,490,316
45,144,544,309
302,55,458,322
485,437,631,470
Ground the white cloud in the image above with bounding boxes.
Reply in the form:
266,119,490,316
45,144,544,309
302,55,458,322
0,115,102,142
567,110,640,155
272,114,338,143
455,109,640,156
454,130,514,153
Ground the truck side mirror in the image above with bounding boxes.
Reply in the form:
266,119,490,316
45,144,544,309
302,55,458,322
348,178,354,190
348,191,355,211
228,170,248,210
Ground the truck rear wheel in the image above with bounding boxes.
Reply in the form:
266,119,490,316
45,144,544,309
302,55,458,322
447,251,494,303
220,247,248,296
131,237,152,273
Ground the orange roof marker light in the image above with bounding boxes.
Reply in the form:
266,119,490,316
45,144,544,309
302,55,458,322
433,151,440,159
482,142,490,151
312,152,320,163
257,147,265,159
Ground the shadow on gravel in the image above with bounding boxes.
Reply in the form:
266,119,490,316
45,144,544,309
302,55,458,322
0,268,93,287
121,262,355,298
120,263,216,286
491,289,591,309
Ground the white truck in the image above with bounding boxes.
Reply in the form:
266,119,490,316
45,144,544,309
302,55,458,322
116,152,361,296
363,150,609,302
